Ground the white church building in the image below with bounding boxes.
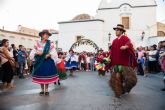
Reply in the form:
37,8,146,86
56,0,159,52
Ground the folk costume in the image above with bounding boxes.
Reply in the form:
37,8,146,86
65,50,78,76
96,49,106,76
78,53,87,71
54,56,67,85
65,53,78,70
56,57,67,80
109,24,137,98
104,52,111,72
32,30,59,84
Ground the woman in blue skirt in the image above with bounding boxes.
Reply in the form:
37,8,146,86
31,30,59,96
65,50,78,76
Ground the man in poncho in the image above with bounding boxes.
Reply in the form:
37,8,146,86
110,24,137,98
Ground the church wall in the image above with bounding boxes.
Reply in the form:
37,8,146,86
147,36,165,46
95,5,157,47
58,21,104,52
98,0,156,9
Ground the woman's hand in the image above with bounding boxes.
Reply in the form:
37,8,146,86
10,58,15,61
46,54,51,59
36,51,43,56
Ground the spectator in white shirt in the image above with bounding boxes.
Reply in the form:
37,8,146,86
148,46,157,73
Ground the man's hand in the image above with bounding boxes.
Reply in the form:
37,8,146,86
120,45,128,50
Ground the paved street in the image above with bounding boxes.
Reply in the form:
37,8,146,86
0,72,165,110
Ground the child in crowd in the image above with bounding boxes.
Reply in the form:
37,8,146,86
55,52,67,85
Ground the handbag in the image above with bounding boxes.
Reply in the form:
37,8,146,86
8,59,16,68
0,48,16,70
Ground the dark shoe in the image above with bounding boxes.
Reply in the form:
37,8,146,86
58,81,61,85
45,92,49,96
54,82,56,85
161,88,165,91
39,92,44,96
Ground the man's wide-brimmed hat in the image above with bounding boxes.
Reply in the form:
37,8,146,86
99,48,103,51
39,29,52,37
113,24,126,32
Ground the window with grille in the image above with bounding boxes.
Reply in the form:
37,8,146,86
76,36,82,42
122,17,130,29
158,31,165,36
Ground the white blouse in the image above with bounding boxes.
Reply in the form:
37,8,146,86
30,40,58,64
148,50,157,61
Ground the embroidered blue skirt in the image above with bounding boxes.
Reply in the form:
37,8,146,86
65,61,78,70
32,58,59,84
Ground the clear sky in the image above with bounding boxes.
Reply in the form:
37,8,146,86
0,0,164,31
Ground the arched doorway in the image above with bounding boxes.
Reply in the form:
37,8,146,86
70,39,99,52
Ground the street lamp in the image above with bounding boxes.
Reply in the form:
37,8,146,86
108,33,111,51
108,33,111,42
141,31,145,41
55,41,58,50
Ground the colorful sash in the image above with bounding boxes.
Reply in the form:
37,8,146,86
32,40,50,74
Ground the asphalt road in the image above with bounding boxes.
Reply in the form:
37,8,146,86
0,71,165,110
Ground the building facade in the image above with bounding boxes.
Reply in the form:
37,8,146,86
0,26,59,49
57,0,160,52
17,25,40,36
0,29,39,49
